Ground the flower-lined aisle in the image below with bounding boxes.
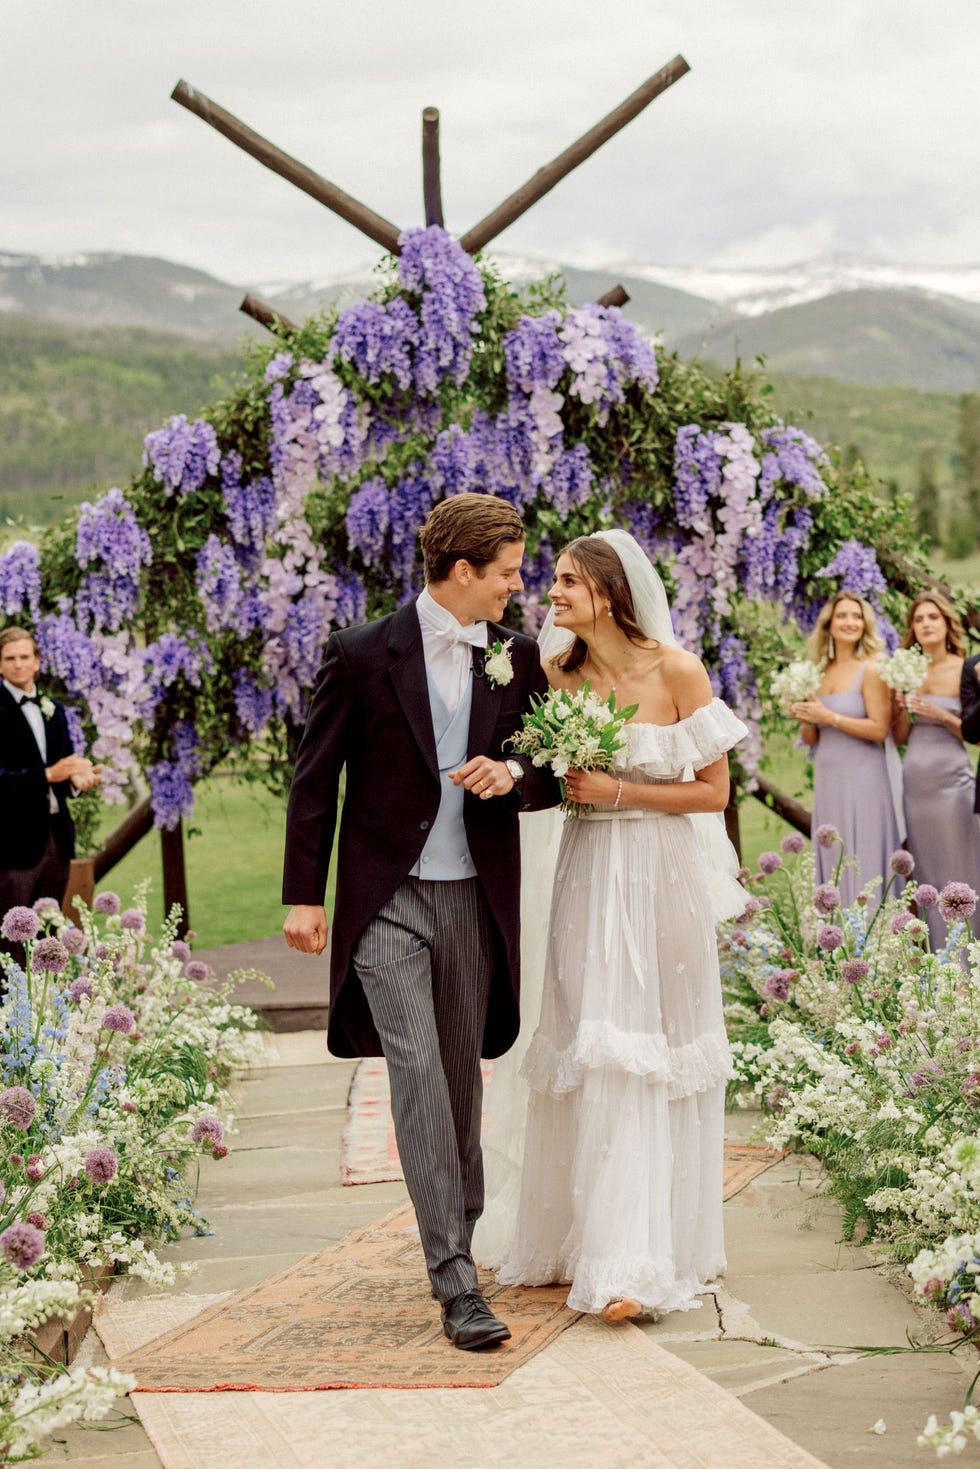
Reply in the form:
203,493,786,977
0,890,265,1462
722,831,980,1458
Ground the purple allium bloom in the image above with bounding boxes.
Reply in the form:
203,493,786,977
758,851,782,875
913,884,939,910
94,891,121,916
938,882,979,925
67,976,93,1002
101,1004,136,1035
2,906,39,943
26,1156,44,1182
31,937,69,975
61,926,86,955
781,832,806,855
817,924,845,952
0,1087,37,1130
119,908,144,933
184,961,211,983
0,1221,45,1270
946,1303,978,1335
841,958,869,984
84,1147,118,1184
815,823,840,849
814,883,841,915
890,911,914,935
171,940,191,964
32,896,60,916
739,897,762,919
190,1115,224,1147
763,969,797,1001
889,850,915,878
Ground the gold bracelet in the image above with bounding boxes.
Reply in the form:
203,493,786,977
613,778,624,810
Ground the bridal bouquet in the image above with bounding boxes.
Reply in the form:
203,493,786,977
769,658,823,709
877,646,930,698
508,682,638,817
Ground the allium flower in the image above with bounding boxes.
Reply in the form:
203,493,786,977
1,906,39,943
0,1087,37,1130
25,1212,46,1230
101,1004,136,1034
212,1143,230,1160
61,926,86,955
913,884,939,910
31,937,69,974
938,882,978,925
814,883,841,915
739,897,762,919
184,961,211,982
84,1147,119,1184
171,940,191,963
66,976,93,1002
119,908,144,933
889,850,915,878
781,832,806,855
815,823,840,848
26,1155,44,1182
763,969,797,1001
32,896,60,916
946,1303,978,1335
94,891,121,916
190,1116,224,1148
758,851,782,874
817,924,845,952
841,958,869,984
0,1221,45,1269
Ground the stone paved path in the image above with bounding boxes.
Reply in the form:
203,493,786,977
34,1031,974,1468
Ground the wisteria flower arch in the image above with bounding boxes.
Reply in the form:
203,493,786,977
0,227,925,829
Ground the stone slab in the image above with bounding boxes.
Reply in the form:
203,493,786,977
234,1061,355,1115
723,1198,873,1275
153,1187,409,1262
194,1144,342,1206
724,1269,924,1351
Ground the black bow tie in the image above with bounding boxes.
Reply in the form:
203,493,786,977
19,694,39,706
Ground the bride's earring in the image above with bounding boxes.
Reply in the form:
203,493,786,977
828,634,836,661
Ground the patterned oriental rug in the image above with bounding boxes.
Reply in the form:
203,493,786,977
341,1056,785,1198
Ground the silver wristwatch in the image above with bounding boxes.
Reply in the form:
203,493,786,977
504,758,524,785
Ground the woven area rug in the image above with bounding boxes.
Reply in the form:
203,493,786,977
98,1304,830,1469
107,1203,576,1391
342,1057,785,1196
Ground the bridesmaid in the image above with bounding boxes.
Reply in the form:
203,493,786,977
892,591,980,947
790,590,901,905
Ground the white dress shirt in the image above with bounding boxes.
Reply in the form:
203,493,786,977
415,588,487,714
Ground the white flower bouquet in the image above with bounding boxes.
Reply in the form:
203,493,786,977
876,646,930,698
507,681,637,816
769,658,823,709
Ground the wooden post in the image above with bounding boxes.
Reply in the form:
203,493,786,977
596,284,630,308
240,293,299,335
161,821,190,937
459,55,690,255
422,107,444,228
93,797,154,881
171,80,403,255
751,776,812,837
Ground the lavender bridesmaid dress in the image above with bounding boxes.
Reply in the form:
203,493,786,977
813,663,902,905
903,696,980,947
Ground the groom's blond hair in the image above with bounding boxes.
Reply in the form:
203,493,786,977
420,493,524,583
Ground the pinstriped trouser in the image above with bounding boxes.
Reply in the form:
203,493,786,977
353,877,494,1303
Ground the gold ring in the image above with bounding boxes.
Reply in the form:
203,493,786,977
481,789,493,800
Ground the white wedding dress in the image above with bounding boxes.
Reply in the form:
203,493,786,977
474,699,747,1317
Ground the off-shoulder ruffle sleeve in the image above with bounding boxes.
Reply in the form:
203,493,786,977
615,698,748,778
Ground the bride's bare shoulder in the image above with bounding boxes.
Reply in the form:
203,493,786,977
657,645,713,702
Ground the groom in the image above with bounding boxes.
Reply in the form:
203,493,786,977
282,493,557,1349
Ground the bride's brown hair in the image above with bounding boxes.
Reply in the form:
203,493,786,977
555,536,654,673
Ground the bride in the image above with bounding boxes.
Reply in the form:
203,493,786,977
473,529,747,1321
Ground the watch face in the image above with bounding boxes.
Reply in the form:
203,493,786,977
506,759,523,781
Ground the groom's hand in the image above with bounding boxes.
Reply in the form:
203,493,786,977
449,757,515,801
283,905,329,954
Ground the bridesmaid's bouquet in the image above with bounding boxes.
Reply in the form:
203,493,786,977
508,682,638,817
769,658,823,710
877,646,930,698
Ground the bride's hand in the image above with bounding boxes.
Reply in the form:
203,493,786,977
563,768,619,806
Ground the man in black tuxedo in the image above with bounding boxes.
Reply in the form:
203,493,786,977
0,626,101,923
283,494,558,1350
962,650,980,812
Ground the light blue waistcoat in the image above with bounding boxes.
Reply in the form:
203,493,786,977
410,664,477,881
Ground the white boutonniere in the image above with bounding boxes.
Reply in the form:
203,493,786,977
484,639,515,689
39,695,55,720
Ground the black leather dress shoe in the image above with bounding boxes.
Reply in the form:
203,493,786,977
441,1290,512,1350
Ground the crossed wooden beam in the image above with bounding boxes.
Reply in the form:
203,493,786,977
171,56,689,335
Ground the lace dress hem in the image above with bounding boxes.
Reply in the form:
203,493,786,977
520,1022,733,1101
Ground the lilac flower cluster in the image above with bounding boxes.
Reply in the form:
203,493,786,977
143,414,220,496
0,540,42,620
332,297,416,391
233,669,275,736
74,488,153,631
757,426,828,503
673,426,723,529
396,225,487,391
143,633,212,711
221,454,277,571
195,535,245,635
147,722,201,831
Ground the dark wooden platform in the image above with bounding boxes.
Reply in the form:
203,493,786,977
193,934,330,1031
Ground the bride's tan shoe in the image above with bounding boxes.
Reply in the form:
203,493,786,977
600,1298,641,1323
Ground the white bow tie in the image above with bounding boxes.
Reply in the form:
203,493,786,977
442,623,487,651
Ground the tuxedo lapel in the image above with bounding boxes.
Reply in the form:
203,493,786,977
467,646,499,760
0,685,42,766
387,602,439,777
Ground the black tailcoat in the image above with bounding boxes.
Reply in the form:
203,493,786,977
0,686,75,869
282,602,558,1059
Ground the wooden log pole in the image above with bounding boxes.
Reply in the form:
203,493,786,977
240,293,299,335
596,283,630,308
459,55,690,255
749,776,812,838
422,107,444,228
161,820,190,938
93,797,154,881
171,79,403,255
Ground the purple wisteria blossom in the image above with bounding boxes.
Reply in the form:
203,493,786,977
147,722,202,830
346,478,391,566
397,226,486,391
815,540,888,603
1,907,39,943
0,1221,45,1269
0,540,42,620
220,455,277,571
196,535,244,634
757,425,828,503
143,414,220,496
673,425,723,528
74,488,152,632
332,570,368,629
0,1087,37,1130
332,297,416,390
232,670,274,736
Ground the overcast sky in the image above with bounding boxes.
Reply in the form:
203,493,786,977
3,1,978,287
